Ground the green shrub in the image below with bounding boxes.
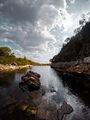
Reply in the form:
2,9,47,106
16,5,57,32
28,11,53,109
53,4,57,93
0,47,40,65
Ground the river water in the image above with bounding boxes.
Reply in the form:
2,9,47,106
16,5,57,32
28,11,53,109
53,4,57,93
0,66,90,120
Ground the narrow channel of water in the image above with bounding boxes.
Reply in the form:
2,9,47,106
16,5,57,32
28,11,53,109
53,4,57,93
0,66,90,120
32,66,90,120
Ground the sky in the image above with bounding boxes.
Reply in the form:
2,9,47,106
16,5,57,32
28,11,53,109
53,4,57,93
0,0,90,63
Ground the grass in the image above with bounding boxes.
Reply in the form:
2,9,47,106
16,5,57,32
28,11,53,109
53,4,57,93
0,47,42,66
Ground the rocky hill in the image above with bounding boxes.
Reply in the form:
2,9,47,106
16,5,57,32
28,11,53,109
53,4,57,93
52,22,90,63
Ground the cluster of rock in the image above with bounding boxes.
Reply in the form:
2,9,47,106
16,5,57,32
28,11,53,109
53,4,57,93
37,100,73,120
19,71,74,120
57,102,73,120
19,71,41,92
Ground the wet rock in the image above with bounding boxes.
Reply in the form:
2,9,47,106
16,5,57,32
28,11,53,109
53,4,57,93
50,87,56,93
46,111,58,120
37,109,47,120
51,89,56,92
37,110,58,120
19,71,41,92
37,99,57,120
26,71,40,78
38,99,57,111
57,102,73,120
41,89,46,96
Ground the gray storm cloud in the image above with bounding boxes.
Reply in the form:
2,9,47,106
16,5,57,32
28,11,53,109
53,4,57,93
0,0,66,24
0,0,90,62
0,0,66,50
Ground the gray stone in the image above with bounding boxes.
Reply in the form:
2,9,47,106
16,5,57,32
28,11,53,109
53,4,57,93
57,102,73,120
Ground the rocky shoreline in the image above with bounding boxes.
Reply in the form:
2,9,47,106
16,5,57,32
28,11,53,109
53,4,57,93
51,58,90,75
51,60,90,105
19,70,73,120
0,64,31,73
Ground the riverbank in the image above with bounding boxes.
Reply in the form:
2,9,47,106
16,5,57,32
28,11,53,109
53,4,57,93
0,64,31,73
51,60,90,75
51,61,90,105
0,66,90,120
51,60,90,83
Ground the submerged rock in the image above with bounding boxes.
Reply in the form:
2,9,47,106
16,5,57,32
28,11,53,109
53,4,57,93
50,87,56,93
37,99,57,120
19,71,41,92
57,102,73,120
37,109,47,120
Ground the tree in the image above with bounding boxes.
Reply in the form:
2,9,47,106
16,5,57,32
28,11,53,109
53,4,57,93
0,47,12,56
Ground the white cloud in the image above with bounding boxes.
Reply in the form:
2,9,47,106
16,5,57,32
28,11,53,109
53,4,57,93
0,0,90,62
69,0,75,4
0,0,67,62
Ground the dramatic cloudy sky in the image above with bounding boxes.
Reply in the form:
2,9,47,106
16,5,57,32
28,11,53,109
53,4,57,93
0,0,90,63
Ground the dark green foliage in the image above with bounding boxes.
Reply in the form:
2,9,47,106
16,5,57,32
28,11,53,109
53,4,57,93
52,22,90,62
0,47,15,57
0,47,40,65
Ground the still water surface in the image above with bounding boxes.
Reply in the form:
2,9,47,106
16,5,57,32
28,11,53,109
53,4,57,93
0,66,90,120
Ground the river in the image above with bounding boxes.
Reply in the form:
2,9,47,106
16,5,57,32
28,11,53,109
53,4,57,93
0,66,90,120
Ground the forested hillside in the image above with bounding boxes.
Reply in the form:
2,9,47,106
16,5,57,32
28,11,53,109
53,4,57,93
52,22,90,62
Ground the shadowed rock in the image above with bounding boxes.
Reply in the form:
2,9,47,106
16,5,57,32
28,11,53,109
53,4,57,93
19,71,40,91
26,71,40,78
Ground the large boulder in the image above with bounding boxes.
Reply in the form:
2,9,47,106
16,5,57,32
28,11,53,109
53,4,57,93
19,71,41,91
25,71,40,78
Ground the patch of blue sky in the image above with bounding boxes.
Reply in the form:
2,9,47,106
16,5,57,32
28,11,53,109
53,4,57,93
0,17,16,28
48,41,61,53
66,0,90,14
0,17,9,23
50,26,64,41
0,40,22,51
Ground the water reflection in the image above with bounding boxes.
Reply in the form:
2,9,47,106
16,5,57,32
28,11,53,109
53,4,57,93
32,66,90,120
0,69,27,87
56,71,90,106
0,72,15,87
32,66,66,104
0,66,90,120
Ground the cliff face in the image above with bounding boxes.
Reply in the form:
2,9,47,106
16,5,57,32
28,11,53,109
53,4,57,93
52,22,90,63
